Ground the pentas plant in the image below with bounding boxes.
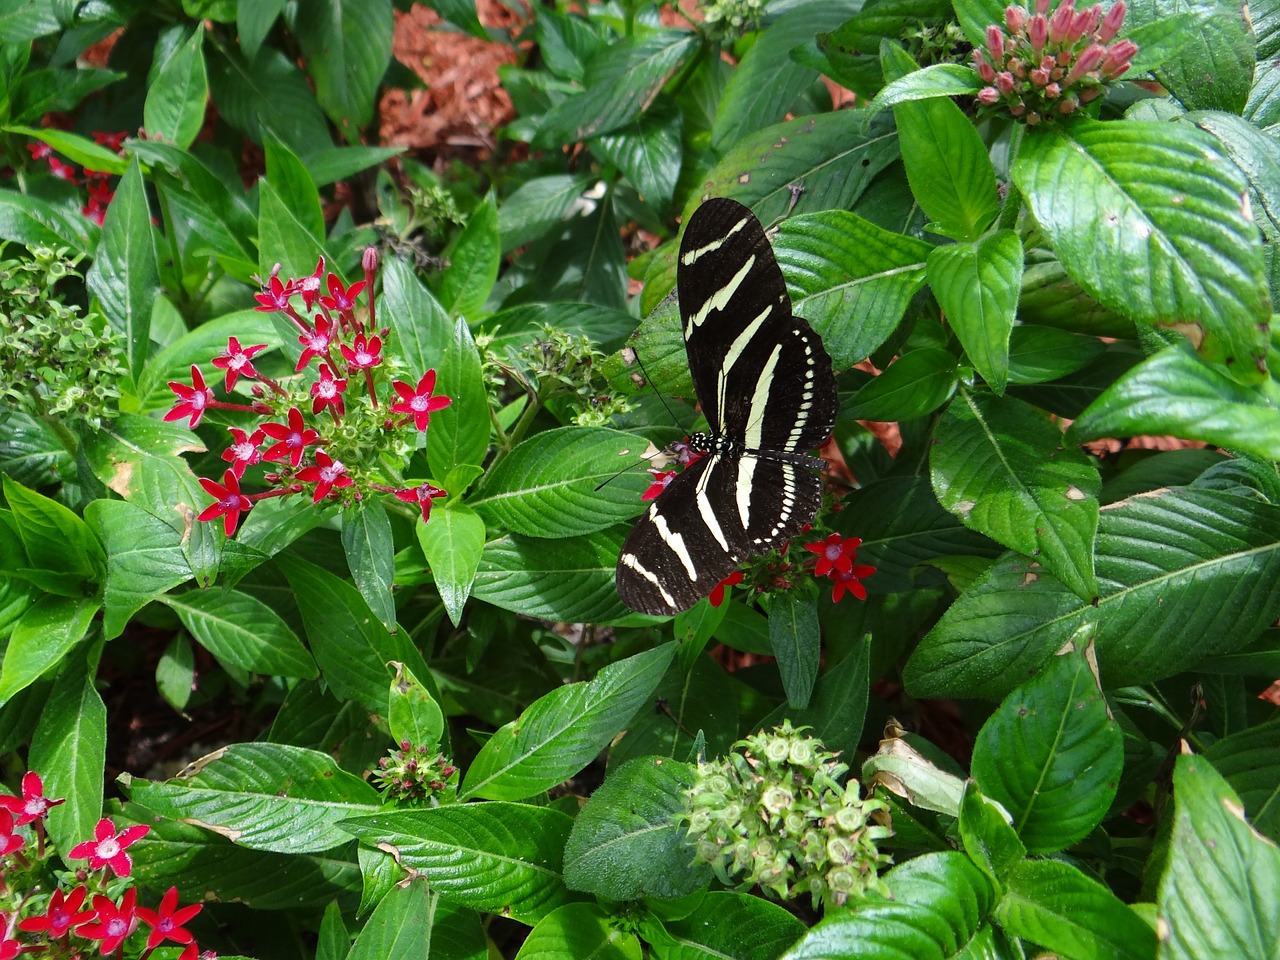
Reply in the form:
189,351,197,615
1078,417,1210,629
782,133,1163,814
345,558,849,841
166,249,453,536
0,773,204,960
973,0,1137,124
26,132,127,225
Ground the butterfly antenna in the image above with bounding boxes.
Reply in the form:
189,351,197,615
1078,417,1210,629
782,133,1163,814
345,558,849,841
593,347,685,493
627,346,690,433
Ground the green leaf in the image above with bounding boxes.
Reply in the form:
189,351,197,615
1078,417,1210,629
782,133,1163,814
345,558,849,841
156,633,195,712
257,177,327,282
1130,0,1254,113
460,643,676,801
424,0,488,39
441,197,500,319
30,658,106,859
237,0,286,59
536,31,697,145
427,318,490,478
773,210,931,369
346,880,428,960
971,641,1123,853
381,255,453,387
1012,120,1269,383
3,476,103,586
87,158,156,378
340,803,578,924
276,554,431,715
931,391,1100,599
126,743,380,853
289,0,392,132
768,593,820,710
762,638,871,764
1156,753,1280,959
868,62,983,113
845,347,958,421
888,48,997,241
0,2,59,44
470,427,649,537
265,133,325,241
86,499,194,641
997,858,1155,960
0,188,96,253
305,144,405,186
1070,344,1280,460
498,175,588,253
517,903,641,960
903,487,1280,699
416,502,485,628
4,125,126,174
9,67,123,126
1006,325,1106,385
143,25,208,148
1188,110,1280,242
650,891,805,960
342,500,397,631
387,662,445,751
958,780,1026,884
0,595,99,704
472,528,631,623
1205,718,1280,840
780,852,995,958
162,588,317,678
927,230,1023,394
563,756,710,901
591,102,682,211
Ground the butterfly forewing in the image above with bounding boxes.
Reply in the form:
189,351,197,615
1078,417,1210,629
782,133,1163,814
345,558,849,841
617,198,838,615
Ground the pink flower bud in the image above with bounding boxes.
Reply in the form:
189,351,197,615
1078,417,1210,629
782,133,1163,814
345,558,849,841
1011,102,1027,115
1006,4,1028,33
1070,8,1096,42
1079,85,1102,102
1031,66,1052,86
979,61,997,82
1045,81,1061,97
1026,110,1042,125
1011,58,1028,79
1029,13,1048,52
1049,1,1075,42
1101,38,1138,79
362,246,379,273
1066,42,1107,84
1059,94,1080,113
986,25,1006,61
1041,55,1056,72
1035,0,1050,13
996,70,1017,93
1057,49,1073,66
1098,0,1126,42
978,86,1001,104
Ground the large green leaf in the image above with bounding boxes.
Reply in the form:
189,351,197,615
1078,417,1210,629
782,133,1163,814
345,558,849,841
341,803,578,924
416,502,485,627
0,595,99,703
471,528,631,623
769,593,820,709
257,177,327,284
845,347,958,421
440,197,500,320
207,45,331,152
290,0,391,131
957,781,1026,885
162,588,317,678
126,743,380,853
971,642,1123,853
460,643,675,801
427,319,490,477
563,756,709,900
773,210,931,369
1187,111,1280,242
903,487,1280,699
498,175,589,253
1128,0,1253,113
647,892,805,960
591,102,682,211
469,427,649,537
931,391,1100,599
143,24,208,148
0,188,96,254
1205,719,1280,841
517,903,640,960
1012,120,1268,383
264,134,324,241
1156,754,1280,960
341,500,396,631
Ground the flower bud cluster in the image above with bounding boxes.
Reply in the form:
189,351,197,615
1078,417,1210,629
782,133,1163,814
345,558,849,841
684,722,893,910
973,0,1138,124
0,246,125,424
372,740,459,807
700,0,766,39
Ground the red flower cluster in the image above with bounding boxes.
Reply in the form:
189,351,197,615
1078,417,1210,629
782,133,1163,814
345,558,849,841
803,533,876,603
26,131,127,225
18,883,201,958
166,252,456,535
973,0,1137,124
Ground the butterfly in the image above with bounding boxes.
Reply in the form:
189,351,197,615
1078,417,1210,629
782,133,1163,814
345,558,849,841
616,198,839,615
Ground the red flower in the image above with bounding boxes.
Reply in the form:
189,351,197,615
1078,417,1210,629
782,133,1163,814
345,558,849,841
260,406,321,467
68,819,150,878
48,157,77,182
19,885,94,939
27,141,52,160
708,570,744,607
221,427,265,477
92,130,128,152
197,470,252,536
341,333,383,372
136,886,202,950
0,771,65,826
211,336,268,392
830,564,876,603
641,469,676,501
310,363,347,415
393,482,448,523
298,258,325,310
803,533,862,578
390,370,451,431
164,365,214,429
78,888,138,954
296,314,335,371
0,809,25,856
318,273,367,312
254,274,296,312
296,451,353,503
0,939,19,960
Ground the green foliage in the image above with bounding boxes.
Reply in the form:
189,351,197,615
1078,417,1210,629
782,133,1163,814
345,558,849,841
0,0,1278,957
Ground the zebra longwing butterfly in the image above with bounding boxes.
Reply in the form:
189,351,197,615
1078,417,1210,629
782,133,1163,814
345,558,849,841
616,198,839,615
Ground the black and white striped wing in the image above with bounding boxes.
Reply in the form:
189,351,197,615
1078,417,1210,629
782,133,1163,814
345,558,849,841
616,455,823,616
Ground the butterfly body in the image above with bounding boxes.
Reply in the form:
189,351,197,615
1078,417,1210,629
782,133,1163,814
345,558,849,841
616,198,838,615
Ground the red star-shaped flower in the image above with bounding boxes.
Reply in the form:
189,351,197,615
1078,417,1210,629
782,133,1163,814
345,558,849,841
28,141,52,160
296,451,353,503
136,886,203,950
197,470,253,536
390,370,452,431
221,427,266,478
0,770,65,825
163,365,214,429
68,819,150,879
18,885,94,939
393,482,448,523
830,564,876,603
260,406,321,467
296,314,335,371
211,336,268,392
0,809,25,856
318,273,367,312
803,533,862,578
48,157,76,182
708,570,744,607
92,130,127,152
311,363,348,415
298,258,326,310
640,468,676,501
340,332,383,372
0,939,19,960
254,274,297,312
78,888,138,954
